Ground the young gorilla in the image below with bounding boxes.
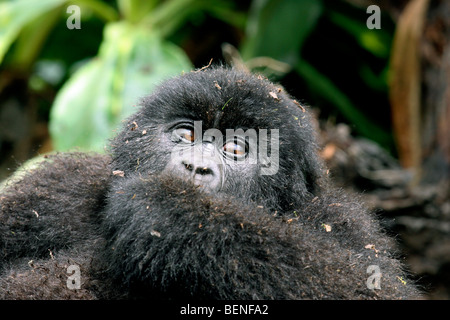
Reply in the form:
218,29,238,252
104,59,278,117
0,66,418,299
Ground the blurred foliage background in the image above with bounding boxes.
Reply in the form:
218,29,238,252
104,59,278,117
0,0,399,179
1,0,449,300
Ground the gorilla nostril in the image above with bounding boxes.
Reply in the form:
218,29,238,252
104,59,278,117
195,167,213,176
182,161,194,171
180,159,215,178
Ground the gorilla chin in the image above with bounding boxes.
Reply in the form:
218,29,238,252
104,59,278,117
0,65,419,300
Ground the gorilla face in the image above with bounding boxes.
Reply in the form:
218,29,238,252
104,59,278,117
164,120,270,192
110,67,324,208
166,122,225,192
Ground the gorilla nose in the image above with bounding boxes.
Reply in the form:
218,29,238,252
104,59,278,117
182,160,215,177
181,159,221,190
195,165,214,176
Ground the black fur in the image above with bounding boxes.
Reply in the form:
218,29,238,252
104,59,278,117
0,66,418,299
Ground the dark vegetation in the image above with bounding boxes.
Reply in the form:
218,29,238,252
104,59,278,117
0,0,448,299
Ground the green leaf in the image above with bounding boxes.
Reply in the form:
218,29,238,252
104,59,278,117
75,0,119,22
50,22,192,152
144,0,199,38
49,58,110,152
295,59,390,146
241,0,323,65
118,0,157,23
328,10,390,58
7,7,62,69
0,0,66,65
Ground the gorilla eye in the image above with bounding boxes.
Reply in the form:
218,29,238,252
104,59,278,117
223,138,248,160
173,127,195,143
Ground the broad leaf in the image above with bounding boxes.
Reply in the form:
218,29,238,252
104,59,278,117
50,22,192,152
0,0,66,64
241,0,322,65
